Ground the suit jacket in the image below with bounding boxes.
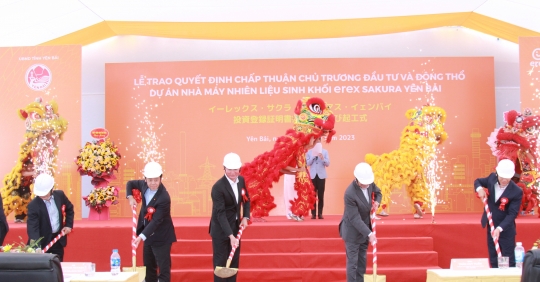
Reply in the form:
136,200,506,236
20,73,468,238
474,173,523,235
306,149,330,179
339,180,382,243
27,190,74,249
127,180,177,246
209,175,250,239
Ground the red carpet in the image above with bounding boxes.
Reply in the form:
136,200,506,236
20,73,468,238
4,213,540,281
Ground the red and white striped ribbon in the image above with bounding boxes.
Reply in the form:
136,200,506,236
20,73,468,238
370,209,377,266
227,225,246,261
482,197,501,257
43,231,66,253
132,205,137,258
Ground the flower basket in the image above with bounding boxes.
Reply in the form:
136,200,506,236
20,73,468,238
88,206,109,221
83,186,119,218
75,138,121,187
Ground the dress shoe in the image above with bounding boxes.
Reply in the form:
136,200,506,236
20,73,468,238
318,215,324,219
311,215,316,219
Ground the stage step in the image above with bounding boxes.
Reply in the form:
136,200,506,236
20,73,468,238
172,266,438,282
172,223,439,282
174,236,434,254
172,250,438,269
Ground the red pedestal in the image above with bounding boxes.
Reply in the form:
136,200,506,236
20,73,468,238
88,206,110,220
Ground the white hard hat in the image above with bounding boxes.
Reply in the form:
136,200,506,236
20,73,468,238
354,162,374,185
223,153,242,169
34,173,55,196
496,159,515,179
143,161,163,178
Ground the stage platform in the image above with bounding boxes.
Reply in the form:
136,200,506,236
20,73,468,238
4,213,540,281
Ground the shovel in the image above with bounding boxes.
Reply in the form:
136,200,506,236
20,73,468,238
364,199,386,282
43,231,66,252
122,205,146,282
214,225,246,278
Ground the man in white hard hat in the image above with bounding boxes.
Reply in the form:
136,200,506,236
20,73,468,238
339,162,382,282
209,153,250,282
27,173,74,261
475,159,523,268
127,161,177,282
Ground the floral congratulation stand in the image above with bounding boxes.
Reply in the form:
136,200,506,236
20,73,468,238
76,135,121,220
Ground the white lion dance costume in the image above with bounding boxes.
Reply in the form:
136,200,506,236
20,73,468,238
365,105,447,218
2,98,68,221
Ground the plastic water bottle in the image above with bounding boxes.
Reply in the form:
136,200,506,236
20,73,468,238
515,242,525,268
110,249,121,275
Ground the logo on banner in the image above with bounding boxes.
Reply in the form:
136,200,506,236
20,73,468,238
25,64,52,91
531,48,540,67
533,48,540,60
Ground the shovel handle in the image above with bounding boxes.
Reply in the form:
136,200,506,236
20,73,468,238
227,225,246,261
43,231,66,253
482,197,501,257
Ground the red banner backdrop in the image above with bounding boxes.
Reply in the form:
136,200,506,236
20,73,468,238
105,57,495,217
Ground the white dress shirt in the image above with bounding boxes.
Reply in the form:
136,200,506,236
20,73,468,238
44,195,60,233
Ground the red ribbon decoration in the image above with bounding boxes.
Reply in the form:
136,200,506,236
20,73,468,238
132,189,142,204
145,206,155,221
61,205,73,234
241,188,249,203
499,197,509,211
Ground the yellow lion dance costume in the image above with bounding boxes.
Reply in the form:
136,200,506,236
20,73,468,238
2,98,68,221
365,105,447,218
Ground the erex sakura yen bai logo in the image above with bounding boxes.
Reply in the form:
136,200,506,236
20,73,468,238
531,48,540,67
25,64,52,91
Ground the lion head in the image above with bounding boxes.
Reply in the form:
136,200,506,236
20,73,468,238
404,105,448,145
293,97,336,142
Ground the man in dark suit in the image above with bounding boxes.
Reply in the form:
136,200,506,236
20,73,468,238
129,161,177,282
27,173,74,261
0,193,9,245
474,159,523,268
339,162,382,282
210,153,250,282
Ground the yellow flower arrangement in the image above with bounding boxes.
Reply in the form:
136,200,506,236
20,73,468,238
83,186,120,213
1,236,43,253
75,138,121,178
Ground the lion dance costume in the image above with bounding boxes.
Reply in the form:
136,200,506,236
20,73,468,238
2,98,68,221
241,97,336,218
487,109,540,216
365,105,447,217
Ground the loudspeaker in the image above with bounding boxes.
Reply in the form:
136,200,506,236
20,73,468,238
0,253,63,282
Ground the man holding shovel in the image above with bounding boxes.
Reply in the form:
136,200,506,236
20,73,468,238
210,153,250,282
339,163,382,282
128,162,177,282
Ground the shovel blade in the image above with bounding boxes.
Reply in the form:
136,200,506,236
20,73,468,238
214,266,238,278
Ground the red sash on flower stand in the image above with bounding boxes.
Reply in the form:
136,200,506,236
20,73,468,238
88,206,110,221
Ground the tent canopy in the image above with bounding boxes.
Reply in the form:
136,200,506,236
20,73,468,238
1,0,539,47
